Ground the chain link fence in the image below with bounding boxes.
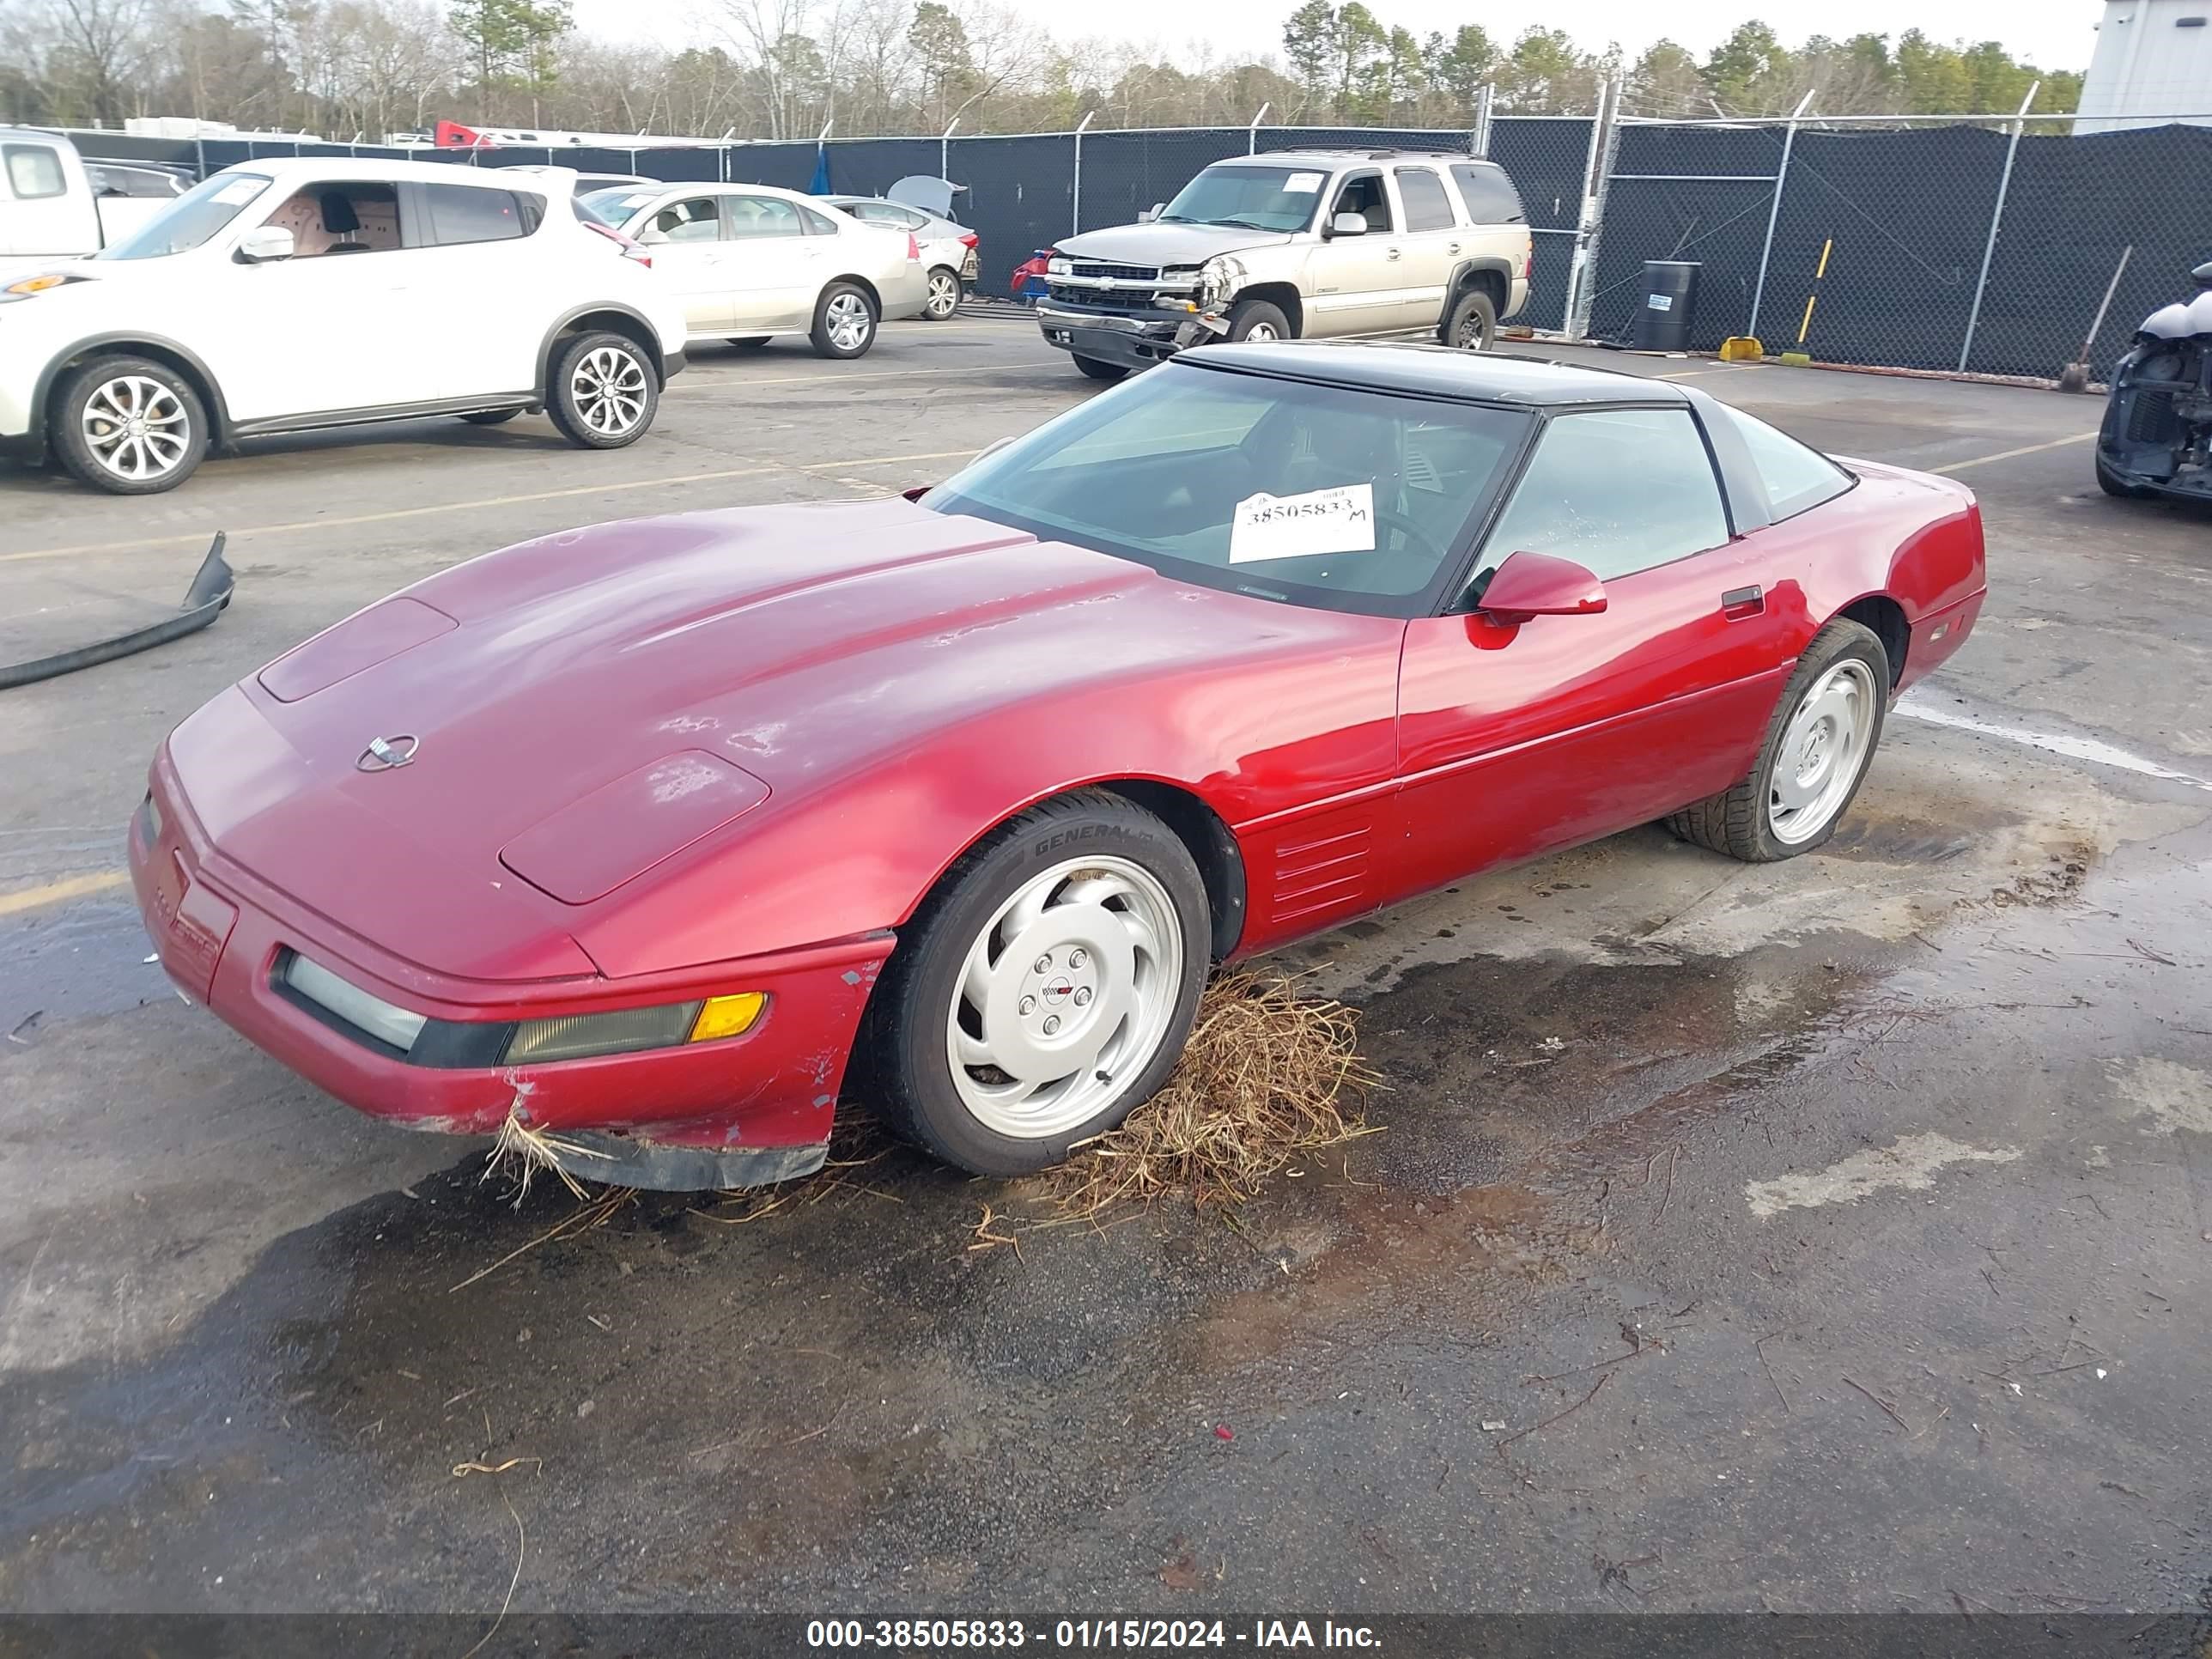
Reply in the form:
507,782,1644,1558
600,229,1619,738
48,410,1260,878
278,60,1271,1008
64,106,2212,380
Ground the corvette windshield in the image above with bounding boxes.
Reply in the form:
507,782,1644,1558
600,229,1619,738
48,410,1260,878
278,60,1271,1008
927,361,1527,616
94,172,272,259
1158,167,1327,233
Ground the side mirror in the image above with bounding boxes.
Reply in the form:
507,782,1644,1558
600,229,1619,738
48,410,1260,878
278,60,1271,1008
237,226,295,264
1474,550,1607,624
1138,203,1164,223
1328,210,1369,238
2193,259,2212,290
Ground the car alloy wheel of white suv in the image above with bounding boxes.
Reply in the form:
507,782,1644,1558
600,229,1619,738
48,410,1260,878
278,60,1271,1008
0,156,690,494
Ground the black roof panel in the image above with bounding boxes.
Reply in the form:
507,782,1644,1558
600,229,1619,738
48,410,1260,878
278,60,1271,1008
1180,342,1692,408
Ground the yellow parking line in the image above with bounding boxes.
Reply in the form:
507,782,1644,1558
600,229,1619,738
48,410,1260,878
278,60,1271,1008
671,362,1064,392
0,869,131,918
1928,432,2096,475
0,447,981,565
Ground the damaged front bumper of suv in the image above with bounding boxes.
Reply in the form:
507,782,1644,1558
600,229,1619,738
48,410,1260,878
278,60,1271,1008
2098,281,2212,501
1036,258,1240,370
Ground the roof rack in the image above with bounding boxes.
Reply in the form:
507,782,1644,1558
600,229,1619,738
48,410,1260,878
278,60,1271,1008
1253,146,1486,161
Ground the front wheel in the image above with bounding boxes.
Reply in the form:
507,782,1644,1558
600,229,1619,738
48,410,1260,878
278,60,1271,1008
1224,298,1291,343
1442,287,1498,351
923,266,962,321
52,356,208,495
811,282,878,358
546,331,658,449
1072,355,1127,382
866,790,1211,1176
1668,618,1889,861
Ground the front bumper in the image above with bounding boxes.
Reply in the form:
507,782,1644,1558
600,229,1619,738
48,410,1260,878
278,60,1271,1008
131,748,890,1188
1036,303,1218,370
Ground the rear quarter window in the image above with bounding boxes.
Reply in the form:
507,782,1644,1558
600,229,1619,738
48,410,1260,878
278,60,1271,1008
1723,405,1854,520
5,143,68,200
421,183,539,245
1449,163,1525,225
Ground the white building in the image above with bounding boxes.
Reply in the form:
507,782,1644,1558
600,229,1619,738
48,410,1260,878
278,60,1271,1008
2078,0,2212,131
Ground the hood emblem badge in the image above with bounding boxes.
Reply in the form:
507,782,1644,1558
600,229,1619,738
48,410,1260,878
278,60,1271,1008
356,734,420,772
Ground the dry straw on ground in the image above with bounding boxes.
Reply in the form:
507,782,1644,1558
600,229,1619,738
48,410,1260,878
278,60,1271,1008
1037,969,1381,1216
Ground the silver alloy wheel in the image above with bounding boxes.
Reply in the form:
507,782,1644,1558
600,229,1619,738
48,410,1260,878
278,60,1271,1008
945,854,1186,1139
1456,312,1492,349
824,291,873,352
570,345,647,436
926,270,960,319
1243,321,1281,343
79,374,190,482
1769,659,1879,844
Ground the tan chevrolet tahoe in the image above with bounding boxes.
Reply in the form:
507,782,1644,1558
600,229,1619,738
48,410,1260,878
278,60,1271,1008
1036,149,1533,380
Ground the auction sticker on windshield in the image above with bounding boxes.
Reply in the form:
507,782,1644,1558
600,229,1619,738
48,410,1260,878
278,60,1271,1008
1283,172,1325,193
1228,484,1375,562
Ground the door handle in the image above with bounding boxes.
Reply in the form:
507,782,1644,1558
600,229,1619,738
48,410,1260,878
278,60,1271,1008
1386,246,1401,260
1448,242,1461,254
1721,585,1765,620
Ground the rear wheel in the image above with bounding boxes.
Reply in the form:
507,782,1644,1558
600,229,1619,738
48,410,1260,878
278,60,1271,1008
1224,298,1291,343
866,790,1210,1176
52,356,208,495
1442,286,1498,351
546,331,657,450
810,282,878,358
1668,619,1888,861
1072,355,1127,382
923,266,962,320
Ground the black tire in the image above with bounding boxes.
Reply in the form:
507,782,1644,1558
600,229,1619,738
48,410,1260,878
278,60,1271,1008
1224,298,1291,343
923,266,962,321
865,789,1211,1176
2095,452,2152,499
52,355,209,495
545,330,658,450
459,409,520,426
1667,618,1890,862
810,281,878,359
726,336,772,349
1073,355,1127,382
1441,286,1498,351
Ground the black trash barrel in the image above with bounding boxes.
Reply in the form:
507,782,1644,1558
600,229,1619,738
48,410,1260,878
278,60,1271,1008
1632,260,1699,350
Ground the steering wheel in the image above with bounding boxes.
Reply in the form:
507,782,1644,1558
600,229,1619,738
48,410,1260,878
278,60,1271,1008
1371,503,1444,565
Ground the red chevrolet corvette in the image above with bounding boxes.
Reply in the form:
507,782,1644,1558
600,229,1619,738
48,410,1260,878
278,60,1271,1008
131,346,1985,1190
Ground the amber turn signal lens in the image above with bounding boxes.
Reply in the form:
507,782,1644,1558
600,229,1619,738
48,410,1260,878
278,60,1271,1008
689,993,767,1042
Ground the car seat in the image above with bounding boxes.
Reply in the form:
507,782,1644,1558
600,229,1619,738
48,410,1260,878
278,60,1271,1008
319,191,370,252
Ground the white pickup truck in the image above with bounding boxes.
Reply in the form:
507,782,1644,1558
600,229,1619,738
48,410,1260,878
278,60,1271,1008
2,128,189,258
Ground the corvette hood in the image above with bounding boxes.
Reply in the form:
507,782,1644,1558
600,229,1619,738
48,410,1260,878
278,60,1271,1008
179,499,1352,975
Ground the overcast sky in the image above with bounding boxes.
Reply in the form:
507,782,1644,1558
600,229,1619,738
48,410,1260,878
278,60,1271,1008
577,0,2105,76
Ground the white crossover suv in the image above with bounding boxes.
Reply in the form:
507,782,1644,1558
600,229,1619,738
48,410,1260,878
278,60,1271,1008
0,157,689,494
578,181,929,358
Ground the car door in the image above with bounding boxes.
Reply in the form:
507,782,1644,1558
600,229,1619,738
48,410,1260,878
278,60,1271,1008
204,179,416,420
720,193,819,331
631,193,734,334
1386,404,1795,905
1302,168,1412,337
1388,164,1462,332
398,179,550,400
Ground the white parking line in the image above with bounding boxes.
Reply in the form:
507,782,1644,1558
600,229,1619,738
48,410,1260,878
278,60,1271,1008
0,447,982,564
1927,432,2096,474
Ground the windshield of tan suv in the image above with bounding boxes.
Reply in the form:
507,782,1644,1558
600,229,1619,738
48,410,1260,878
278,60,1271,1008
1158,166,1329,233
926,359,1527,617
94,172,273,259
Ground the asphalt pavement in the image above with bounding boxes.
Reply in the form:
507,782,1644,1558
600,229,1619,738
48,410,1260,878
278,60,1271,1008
1,317,2208,1624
